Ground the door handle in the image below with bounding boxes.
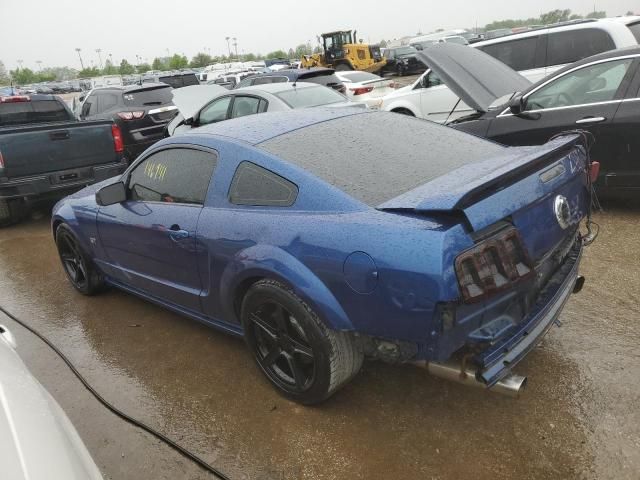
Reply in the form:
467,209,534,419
168,224,189,240
49,130,71,140
575,116,605,124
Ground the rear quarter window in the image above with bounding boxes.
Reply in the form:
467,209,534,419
546,28,616,66
229,161,298,206
478,36,539,71
627,22,640,42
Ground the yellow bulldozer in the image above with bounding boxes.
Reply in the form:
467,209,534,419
301,30,386,73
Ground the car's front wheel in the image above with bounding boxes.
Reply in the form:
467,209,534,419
55,224,104,295
241,279,363,404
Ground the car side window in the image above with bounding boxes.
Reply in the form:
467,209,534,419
546,29,615,67
229,161,298,207
128,148,217,205
82,93,98,117
98,93,119,113
478,36,539,71
230,96,263,119
199,97,232,125
417,71,442,89
526,58,634,111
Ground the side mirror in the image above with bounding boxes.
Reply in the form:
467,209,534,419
184,117,194,126
508,95,526,115
96,181,126,206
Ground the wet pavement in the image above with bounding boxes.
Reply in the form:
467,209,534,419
0,200,638,480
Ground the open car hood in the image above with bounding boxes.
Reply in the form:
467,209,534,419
417,43,531,113
171,84,227,120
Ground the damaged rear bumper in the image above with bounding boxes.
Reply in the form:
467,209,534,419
475,242,583,386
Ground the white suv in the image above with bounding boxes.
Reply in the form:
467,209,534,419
380,17,640,123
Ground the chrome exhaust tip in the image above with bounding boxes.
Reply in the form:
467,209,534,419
413,360,527,398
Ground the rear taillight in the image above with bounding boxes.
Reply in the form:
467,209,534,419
350,86,374,96
0,95,30,103
117,111,145,120
111,124,124,154
589,161,600,183
455,227,533,303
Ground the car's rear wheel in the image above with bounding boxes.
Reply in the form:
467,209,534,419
241,279,363,404
55,224,104,295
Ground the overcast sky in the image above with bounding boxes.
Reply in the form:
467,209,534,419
1,0,637,70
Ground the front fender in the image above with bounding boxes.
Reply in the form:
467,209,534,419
51,198,99,259
219,244,353,332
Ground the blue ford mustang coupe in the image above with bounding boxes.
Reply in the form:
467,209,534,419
52,108,593,404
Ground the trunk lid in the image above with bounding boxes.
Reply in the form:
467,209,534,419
416,43,531,112
379,134,590,261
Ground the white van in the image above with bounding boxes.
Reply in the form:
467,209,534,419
379,17,640,123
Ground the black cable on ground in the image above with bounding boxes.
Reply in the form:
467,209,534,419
0,304,232,480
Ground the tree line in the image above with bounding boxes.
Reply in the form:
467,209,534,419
2,8,638,85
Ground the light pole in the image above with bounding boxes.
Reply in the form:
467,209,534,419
95,48,103,69
225,37,231,59
36,60,42,71
17,59,23,70
75,48,84,70
233,37,238,59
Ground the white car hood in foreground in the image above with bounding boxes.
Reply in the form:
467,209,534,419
171,84,227,120
0,326,103,480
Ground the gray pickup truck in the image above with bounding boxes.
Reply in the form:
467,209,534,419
0,94,127,226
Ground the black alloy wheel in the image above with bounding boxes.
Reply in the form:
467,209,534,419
241,279,363,404
55,224,104,295
249,301,316,392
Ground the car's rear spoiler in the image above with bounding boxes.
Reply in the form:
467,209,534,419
378,134,586,230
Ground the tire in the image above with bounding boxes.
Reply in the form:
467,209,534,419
0,198,28,227
241,279,363,405
334,63,352,71
396,64,405,77
55,224,104,295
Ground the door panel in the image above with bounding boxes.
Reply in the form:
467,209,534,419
97,202,203,310
96,147,218,312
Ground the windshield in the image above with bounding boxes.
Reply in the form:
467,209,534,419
123,86,173,106
339,71,379,82
393,46,418,56
274,85,345,108
0,99,71,126
158,74,199,89
445,36,468,45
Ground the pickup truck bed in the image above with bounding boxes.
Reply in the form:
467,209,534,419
0,95,127,226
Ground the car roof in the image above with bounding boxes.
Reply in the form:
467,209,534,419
236,82,320,94
190,107,368,145
473,17,637,48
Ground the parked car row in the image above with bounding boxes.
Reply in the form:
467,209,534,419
378,16,640,123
